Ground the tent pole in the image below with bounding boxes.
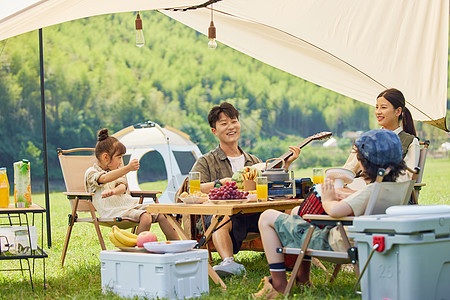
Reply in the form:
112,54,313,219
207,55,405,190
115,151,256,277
39,28,51,248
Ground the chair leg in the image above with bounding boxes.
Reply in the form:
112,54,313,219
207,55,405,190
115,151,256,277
284,224,315,296
88,203,106,250
411,190,419,205
61,221,74,267
353,260,360,278
334,222,359,279
329,264,342,283
201,215,213,262
61,197,80,267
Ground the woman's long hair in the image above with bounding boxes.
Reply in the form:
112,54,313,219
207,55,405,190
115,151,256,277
377,88,417,137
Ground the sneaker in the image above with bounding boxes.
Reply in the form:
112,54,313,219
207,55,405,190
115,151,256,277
213,257,246,277
253,276,281,299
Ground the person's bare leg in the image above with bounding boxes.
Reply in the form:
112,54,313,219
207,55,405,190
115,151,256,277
212,216,234,260
296,260,312,285
259,209,287,292
156,214,180,240
136,213,152,234
210,216,246,276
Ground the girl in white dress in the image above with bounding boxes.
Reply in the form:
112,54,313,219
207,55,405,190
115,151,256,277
85,128,179,238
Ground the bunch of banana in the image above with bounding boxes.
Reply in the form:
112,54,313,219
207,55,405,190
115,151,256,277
109,225,138,247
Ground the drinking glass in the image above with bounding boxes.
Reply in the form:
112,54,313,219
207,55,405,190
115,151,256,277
256,177,268,202
312,168,324,184
189,172,201,194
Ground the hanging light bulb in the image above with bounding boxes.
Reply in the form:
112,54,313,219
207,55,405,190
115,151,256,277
135,13,145,47
208,21,217,49
207,5,217,49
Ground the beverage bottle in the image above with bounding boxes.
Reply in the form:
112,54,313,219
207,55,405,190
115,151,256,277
14,160,31,208
0,167,9,208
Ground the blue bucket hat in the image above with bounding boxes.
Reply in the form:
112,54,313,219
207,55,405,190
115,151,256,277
355,129,402,166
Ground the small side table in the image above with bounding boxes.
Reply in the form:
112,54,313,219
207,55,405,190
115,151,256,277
0,203,48,291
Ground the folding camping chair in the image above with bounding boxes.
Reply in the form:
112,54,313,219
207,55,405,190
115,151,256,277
57,148,160,267
410,140,430,204
280,167,418,295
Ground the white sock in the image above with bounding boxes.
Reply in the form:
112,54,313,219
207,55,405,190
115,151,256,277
223,257,234,263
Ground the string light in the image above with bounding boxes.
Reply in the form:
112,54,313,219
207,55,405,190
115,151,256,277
207,4,217,49
135,13,145,47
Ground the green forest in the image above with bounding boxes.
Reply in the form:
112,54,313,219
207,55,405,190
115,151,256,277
0,11,448,191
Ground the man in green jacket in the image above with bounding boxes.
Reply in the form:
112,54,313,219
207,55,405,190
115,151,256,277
191,102,300,277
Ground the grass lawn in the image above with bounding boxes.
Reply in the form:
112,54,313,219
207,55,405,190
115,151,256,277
0,158,449,299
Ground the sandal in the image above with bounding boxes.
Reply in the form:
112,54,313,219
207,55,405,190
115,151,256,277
253,276,282,299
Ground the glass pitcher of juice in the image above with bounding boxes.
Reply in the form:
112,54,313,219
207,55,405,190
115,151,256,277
14,230,31,255
0,167,10,208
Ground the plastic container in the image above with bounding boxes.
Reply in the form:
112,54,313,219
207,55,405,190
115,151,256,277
0,167,9,208
14,160,31,208
100,249,209,299
348,208,450,300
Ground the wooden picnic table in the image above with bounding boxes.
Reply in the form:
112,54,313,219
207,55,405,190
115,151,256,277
147,199,302,289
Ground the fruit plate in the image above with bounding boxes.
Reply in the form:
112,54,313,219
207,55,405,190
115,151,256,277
117,246,147,252
178,196,209,204
208,199,250,205
143,240,198,253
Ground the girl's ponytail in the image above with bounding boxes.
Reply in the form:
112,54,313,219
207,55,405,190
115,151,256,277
97,128,109,142
401,107,417,137
95,128,126,161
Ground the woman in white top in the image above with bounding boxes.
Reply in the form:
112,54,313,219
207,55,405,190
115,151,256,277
344,88,419,184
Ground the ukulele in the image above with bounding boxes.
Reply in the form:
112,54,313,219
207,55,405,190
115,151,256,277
253,132,332,171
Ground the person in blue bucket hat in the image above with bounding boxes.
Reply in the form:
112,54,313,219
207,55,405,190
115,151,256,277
253,129,407,299
354,129,403,180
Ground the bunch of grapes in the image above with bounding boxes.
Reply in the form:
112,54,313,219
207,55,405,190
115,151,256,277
209,181,249,200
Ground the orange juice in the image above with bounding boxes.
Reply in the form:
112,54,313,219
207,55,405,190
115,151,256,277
189,179,201,194
256,184,268,202
0,167,9,208
312,168,324,185
312,175,324,184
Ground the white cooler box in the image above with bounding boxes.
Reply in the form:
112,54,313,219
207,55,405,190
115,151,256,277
100,249,209,299
348,207,450,300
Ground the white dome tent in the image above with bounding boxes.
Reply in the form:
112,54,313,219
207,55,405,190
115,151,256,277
113,121,202,204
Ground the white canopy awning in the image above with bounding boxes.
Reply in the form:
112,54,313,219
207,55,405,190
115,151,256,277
1,0,448,130
0,0,205,40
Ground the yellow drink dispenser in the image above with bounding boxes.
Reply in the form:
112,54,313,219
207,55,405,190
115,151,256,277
14,160,31,208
